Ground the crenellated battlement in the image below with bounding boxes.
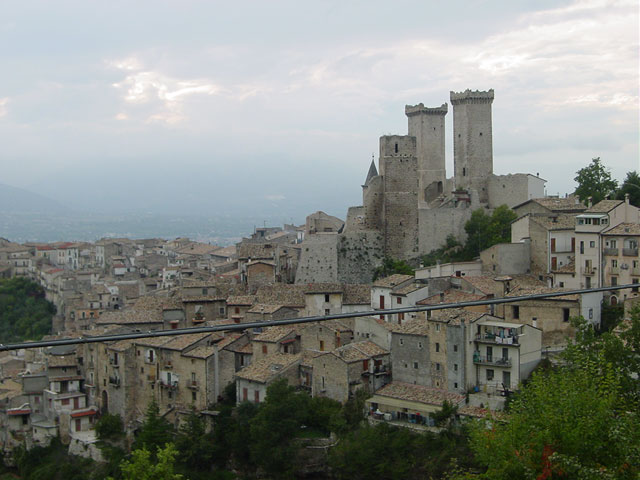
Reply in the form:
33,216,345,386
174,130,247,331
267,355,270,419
405,103,448,117
450,89,494,105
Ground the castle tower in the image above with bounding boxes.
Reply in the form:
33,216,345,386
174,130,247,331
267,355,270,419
379,135,418,259
451,89,494,203
405,103,448,207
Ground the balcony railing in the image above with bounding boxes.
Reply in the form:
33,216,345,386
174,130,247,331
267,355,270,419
475,333,519,345
159,380,178,390
603,248,619,256
473,355,512,367
108,376,121,387
581,266,596,275
623,248,639,257
187,380,199,390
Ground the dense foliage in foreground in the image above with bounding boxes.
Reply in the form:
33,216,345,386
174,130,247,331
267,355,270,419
0,277,54,343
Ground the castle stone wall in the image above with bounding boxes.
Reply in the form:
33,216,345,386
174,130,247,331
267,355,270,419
488,174,545,209
294,234,339,284
337,231,384,284
418,207,473,255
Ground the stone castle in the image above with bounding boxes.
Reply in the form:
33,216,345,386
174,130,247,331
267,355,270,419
296,89,546,283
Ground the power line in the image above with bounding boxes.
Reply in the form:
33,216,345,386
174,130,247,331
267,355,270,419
0,282,636,352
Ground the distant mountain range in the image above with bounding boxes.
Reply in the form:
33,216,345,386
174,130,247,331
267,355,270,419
0,183,70,215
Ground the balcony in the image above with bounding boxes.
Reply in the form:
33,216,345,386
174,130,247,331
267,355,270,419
623,248,639,257
187,380,199,390
108,376,121,387
475,333,518,345
581,266,596,275
473,355,512,367
159,380,178,390
603,248,619,256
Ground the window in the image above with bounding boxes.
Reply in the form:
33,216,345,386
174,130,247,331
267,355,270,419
394,142,398,153
235,307,240,314
589,308,593,319
612,259,618,268
254,390,260,403
454,364,458,371
219,307,225,315
435,363,441,371
324,294,330,302
611,240,617,248
436,324,440,332
363,359,369,371
418,341,423,349
62,398,70,406
563,308,570,322
399,338,404,346
590,241,596,248
611,277,618,286
397,297,402,305
379,295,385,309
462,167,466,176
262,345,267,354
454,382,458,389
319,340,325,351
324,309,330,315
435,343,440,352
486,369,494,381
202,288,208,295
242,388,248,401
192,391,197,402
580,241,584,254
513,306,520,319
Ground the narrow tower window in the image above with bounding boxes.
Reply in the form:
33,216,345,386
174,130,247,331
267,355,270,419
462,167,466,176
394,143,398,153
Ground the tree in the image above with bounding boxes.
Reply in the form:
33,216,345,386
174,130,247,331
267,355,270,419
464,205,517,258
616,170,640,207
95,413,125,441
175,408,213,471
373,257,415,281
249,379,310,479
133,400,175,457
116,444,183,480
574,157,618,205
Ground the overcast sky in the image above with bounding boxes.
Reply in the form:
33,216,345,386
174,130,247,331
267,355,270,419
0,0,638,220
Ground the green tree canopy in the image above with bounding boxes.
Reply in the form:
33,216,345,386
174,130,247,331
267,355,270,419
116,443,183,480
574,157,618,205
464,205,517,258
0,277,55,343
133,400,175,457
373,257,415,281
174,408,213,472
615,170,640,207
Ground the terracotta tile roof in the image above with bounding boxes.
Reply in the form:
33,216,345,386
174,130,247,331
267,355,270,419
300,350,323,367
134,337,174,348
47,355,76,368
393,318,430,336
586,199,623,213
603,223,640,235
109,339,136,352
182,345,216,359
247,260,275,267
373,317,407,333
235,353,301,383
226,295,257,306
331,340,388,362
237,343,253,354
211,245,237,258
417,290,485,305
506,285,579,301
460,276,498,295
343,284,371,304
553,260,575,274
373,274,413,288
531,214,577,231
253,326,297,343
430,308,485,325
237,243,275,260
181,295,226,303
247,304,291,314
255,284,308,308
215,333,242,350
304,283,345,294
529,197,586,213
391,283,426,296
162,333,211,351
175,243,221,256
374,381,464,406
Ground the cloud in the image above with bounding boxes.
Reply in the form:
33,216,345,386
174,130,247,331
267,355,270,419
0,98,8,117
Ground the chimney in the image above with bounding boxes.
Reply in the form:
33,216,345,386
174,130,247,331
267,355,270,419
625,193,630,205
587,196,593,208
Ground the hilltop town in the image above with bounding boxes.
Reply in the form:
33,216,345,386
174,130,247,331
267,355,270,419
0,90,639,471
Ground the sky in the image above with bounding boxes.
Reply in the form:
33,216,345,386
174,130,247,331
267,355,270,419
0,0,638,222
